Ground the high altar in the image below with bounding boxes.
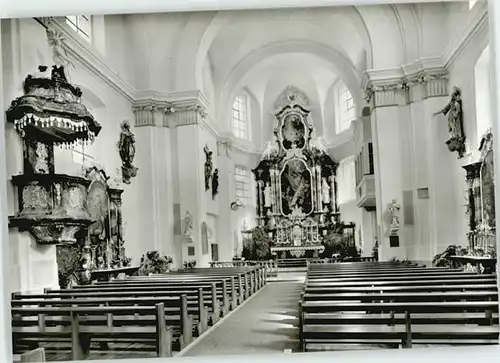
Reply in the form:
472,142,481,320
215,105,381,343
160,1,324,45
252,87,339,258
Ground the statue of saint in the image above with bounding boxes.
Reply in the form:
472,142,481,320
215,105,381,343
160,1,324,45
46,28,73,69
264,182,272,207
434,86,463,139
321,177,330,204
184,211,193,236
118,120,138,184
434,86,466,158
212,168,219,199
203,145,213,191
387,199,401,227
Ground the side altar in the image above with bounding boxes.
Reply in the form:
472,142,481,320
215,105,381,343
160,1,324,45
252,87,341,259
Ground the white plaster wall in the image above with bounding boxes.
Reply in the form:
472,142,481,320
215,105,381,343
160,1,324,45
2,18,139,291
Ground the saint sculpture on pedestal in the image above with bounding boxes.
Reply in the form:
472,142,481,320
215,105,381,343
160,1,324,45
387,199,401,227
118,120,138,184
434,86,466,159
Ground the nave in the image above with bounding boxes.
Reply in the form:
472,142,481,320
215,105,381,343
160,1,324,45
11,260,499,361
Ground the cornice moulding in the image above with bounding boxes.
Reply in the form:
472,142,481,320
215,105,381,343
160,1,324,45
43,18,136,103
441,3,488,69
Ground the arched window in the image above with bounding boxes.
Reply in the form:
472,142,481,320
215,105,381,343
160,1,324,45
232,93,250,140
234,166,250,203
475,44,491,142
65,15,91,42
336,156,356,204
335,81,356,133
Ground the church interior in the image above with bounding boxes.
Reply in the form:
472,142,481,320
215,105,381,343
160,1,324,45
1,1,499,361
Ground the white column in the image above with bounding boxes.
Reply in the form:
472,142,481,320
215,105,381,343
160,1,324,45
168,106,211,268
368,84,406,261
131,104,175,266
216,141,235,261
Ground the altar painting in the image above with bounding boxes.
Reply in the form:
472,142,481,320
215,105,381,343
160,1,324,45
280,159,313,216
281,113,306,150
480,143,495,227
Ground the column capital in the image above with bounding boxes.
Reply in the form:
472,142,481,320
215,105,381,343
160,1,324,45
362,59,449,109
132,90,209,127
217,138,234,158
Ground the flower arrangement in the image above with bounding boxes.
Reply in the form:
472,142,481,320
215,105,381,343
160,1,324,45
138,251,173,276
183,260,197,269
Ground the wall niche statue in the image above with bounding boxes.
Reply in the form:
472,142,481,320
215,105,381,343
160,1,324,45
183,211,193,236
118,120,138,184
434,86,466,159
212,168,219,199
204,144,213,191
387,199,401,228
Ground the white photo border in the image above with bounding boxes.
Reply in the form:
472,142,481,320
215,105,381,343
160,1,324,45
0,0,498,363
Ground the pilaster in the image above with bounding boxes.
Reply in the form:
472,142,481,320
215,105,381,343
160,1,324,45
130,103,175,266
216,139,235,261
363,60,468,263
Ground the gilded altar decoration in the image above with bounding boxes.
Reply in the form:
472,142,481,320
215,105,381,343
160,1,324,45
204,145,213,191
84,166,128,271
479,129,495,227
251,86,344,259
212,168,219,199
321,177,331,204
434,86,466,159
118,120,138,184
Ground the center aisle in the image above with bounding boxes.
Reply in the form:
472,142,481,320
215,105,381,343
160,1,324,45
179,281,303,357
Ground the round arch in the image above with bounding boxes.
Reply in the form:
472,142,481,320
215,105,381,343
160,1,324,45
192,6,374,93
217,40,363,133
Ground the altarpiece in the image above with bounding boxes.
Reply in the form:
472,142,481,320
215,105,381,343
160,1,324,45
252,87,339,258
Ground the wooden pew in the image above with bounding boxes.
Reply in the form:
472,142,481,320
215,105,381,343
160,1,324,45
43,284,216,328
307,273,494,284
12,293,195,344
12,304,174,360
299,262,499,351
106,276,242,310
305,277,497,288
13,347,45,362
73,280,231,319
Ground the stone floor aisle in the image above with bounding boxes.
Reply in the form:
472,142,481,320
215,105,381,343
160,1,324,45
179,281,304,357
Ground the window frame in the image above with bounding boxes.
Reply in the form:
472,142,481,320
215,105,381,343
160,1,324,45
71,143,93,167
231,93,251,141
65,15,92,42
234,166,250,203
335,81,356,133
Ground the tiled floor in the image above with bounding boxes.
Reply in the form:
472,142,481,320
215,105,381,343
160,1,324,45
180,281,304,356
